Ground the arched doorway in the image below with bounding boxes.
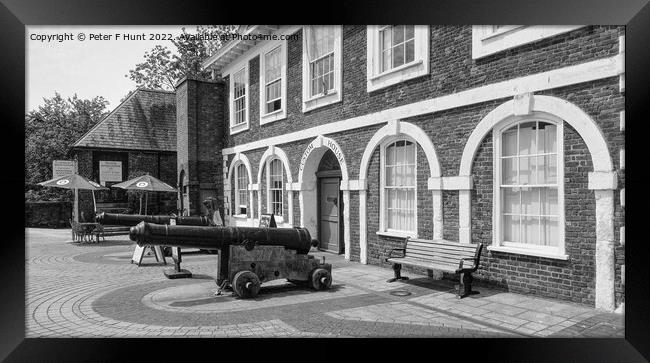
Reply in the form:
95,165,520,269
316,150,343,253
298,135,350,258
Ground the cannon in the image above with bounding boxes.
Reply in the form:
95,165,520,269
96,212,213,227
129,222,332,298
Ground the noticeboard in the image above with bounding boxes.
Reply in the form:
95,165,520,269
99,161,122,186
258,214,277,228
53,160,76,179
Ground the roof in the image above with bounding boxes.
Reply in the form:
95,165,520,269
201,25,280,73
72,88,176,152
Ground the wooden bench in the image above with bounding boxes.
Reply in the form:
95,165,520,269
93,224,131,242
385,237,484,299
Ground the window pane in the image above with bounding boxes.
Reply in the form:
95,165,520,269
382,50,391,72
502,128,517,157
519,156,533,185
502,188,520,214
393,44,405,67
544,155,557,184
405,25,414,40
521,216,540,245
404,165,415,186
405,39,415,63
503,215,520,242
541,217,558,246
540,123,556,153
519,122,537,155
521,187,539,215
393,25,404,44
540,188,558,216
502,158,517,184
385,166,395,186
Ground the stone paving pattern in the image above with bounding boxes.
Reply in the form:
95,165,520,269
26,228,624,338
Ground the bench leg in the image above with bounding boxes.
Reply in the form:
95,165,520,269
387,263,410,283
457,272,479,299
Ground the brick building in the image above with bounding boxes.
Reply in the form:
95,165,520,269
70,88,178,219
176,25,624,311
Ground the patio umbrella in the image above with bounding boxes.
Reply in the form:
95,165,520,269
111,174,177,214
38,173,108,222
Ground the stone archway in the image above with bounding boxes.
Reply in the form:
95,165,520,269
298,136,351,260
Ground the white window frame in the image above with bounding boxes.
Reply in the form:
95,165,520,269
491,113,567,260
377,136,418,238
366,25,429,92
259,42,288,125
234,163,249,218
229,66,249,134
472,25,584,60
266,158,284,220
302,25,343,112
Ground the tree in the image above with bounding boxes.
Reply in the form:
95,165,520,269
25,93,109,200
127,25,239,91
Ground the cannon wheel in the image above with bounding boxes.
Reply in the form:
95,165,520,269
232,270,261,298
309,268,332,291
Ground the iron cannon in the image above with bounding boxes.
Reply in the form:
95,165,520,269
96,212,212,227
129,222,331,298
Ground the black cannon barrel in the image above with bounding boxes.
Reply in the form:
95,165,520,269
129,222,318,254
96,212,211,227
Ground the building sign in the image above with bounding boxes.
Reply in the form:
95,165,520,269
99,161,122,186
299,137,347,173
52,160,76,179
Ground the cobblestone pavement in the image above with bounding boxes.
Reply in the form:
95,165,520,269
25,228,624,338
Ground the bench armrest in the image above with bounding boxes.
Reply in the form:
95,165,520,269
384,248,406,260
458,257,477,270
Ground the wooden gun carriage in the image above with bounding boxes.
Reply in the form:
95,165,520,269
129,222,332,298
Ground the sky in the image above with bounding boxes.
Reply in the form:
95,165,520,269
26,25,192,113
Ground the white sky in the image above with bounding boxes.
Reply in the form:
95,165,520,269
26,25,193,113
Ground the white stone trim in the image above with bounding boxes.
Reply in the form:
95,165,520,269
486,245,570,260
620,111,625,132
459,190,471,243
222,54,623,156
302,26,343,112
442,176,473,190
256,146,293,225
259,41,288,125
226,153,254,218
620,226,625,246
595,190,616,311
366,25,430,92
296,135,351,260
588,171,618,190
460,95,615,176
229,65,250,135
620,188,625,208
358,121,443,263
620,148,625,170
472,26,584,60
619,34,625,93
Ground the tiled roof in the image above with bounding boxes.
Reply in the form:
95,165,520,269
73,89,176,152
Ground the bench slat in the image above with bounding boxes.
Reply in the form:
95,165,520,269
407,241,477,253
387,257,459,272
405,254,464,265
406,247,475,259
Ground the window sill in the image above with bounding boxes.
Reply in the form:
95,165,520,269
480,25,525,41
376,230,416,239
302,91,342,113
304,90,338,103
260,109,286,125
233,214,248,219
487,245,569,260
230,123,249,135
369,60,423,81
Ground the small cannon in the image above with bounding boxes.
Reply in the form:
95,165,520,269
96,212,213,227
129,222,332,298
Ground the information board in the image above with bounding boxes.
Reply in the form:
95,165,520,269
52,160,76,179
99,161,122,186
259,214,277,228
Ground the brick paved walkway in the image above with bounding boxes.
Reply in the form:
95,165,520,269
25,228,624,338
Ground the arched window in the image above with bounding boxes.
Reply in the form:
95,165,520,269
494,117,564,256
234,163,248,216
380,139,417,236
267,158,284,217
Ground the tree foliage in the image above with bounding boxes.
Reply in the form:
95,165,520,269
127,25,239,91
25,93,109,200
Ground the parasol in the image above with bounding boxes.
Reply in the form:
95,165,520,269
111,173,177,214
38,173,108,222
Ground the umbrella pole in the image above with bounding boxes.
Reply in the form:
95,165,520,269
92,190,97,214
145,192,148,215
139,193,143,215
74,188,79,223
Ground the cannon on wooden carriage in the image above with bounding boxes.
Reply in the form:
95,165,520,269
128,222,333,298
95,212,214,227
